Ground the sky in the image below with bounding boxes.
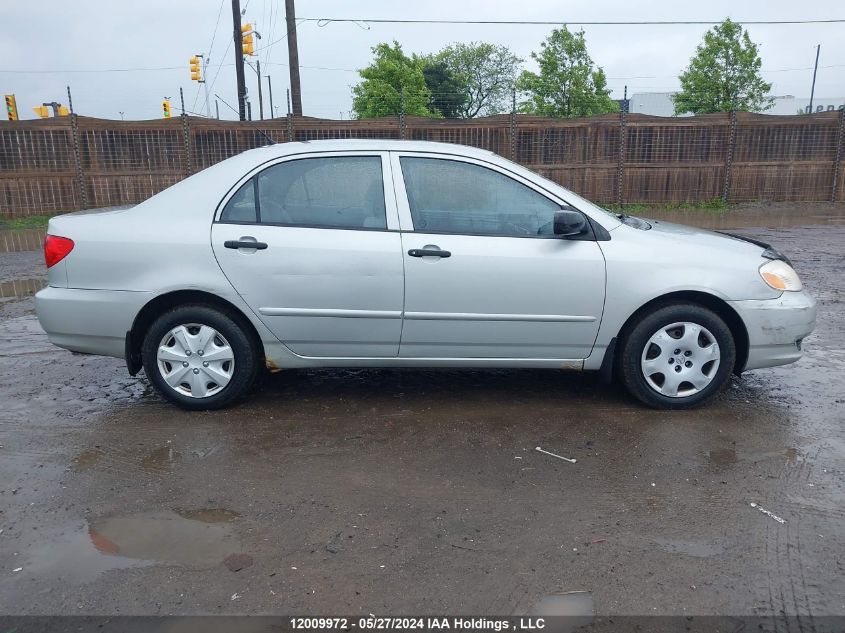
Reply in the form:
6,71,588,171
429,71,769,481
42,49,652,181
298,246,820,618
1,0,844,121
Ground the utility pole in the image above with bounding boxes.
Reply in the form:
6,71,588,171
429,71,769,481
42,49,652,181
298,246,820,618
202,55,211,118
809,44,821,114
256,59,264,120
232,0,247,120
266,75,274,118
285,0,303,115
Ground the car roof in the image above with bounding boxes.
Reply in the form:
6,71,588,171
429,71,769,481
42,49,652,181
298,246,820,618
250,139,498,159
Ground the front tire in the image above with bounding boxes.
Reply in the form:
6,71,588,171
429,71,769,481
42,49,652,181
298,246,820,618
142,304,261,410
619,302,736,409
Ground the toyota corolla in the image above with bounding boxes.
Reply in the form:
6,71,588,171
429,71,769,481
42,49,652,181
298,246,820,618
35,140,816,410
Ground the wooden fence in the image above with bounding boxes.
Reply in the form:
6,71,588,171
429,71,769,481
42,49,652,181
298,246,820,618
1,110,844,217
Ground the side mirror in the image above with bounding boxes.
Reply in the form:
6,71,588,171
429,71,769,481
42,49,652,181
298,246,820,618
553,209,587,237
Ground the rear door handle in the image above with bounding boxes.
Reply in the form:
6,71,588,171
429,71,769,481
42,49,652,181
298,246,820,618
224,240,268,250
408,248,451,258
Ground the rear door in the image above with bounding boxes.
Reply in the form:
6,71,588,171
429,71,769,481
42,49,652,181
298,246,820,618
393,153,606,359
212,152,404,357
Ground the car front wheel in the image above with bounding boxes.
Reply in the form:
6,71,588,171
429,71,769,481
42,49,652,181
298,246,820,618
619,302,736,409
141,304,261,410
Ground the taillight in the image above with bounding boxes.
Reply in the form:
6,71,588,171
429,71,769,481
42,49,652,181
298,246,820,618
44,235,74,268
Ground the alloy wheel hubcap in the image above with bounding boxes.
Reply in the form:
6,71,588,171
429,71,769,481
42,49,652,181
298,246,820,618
156,323,234,398
640,321,720,398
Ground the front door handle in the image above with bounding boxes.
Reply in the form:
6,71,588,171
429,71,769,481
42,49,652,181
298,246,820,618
408,248,451,258
224,240,268,250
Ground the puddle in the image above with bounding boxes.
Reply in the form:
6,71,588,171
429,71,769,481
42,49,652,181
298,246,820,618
0,314,54,356
88,511,241,568
72,449,104,472
529,591,593,630
784,447,802,463
174,507,241,523
652,536,724,558
0,278,45,299
18,510,244,583
20,524,148,583
743,447,806,463
708,447,803,468
140,445,181,472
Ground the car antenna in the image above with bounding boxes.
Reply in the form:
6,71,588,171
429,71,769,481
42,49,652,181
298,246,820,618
214,94,276,145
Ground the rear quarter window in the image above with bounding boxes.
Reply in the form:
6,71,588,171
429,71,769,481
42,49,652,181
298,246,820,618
219,179,258,223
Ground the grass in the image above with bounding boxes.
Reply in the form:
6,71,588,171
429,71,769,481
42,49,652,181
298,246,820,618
0,215,52,230
606,198,733,214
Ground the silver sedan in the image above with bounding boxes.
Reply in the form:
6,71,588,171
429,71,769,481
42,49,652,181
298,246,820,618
35,140,816,410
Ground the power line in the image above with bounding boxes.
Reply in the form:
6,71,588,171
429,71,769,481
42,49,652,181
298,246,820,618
263,61,356,72
263,0,283,68
206,0,227,59
192,0,228,112
307,17,845,26
253,17,304,54
0,66,186,74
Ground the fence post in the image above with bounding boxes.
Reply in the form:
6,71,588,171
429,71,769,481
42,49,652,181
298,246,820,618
722,110,737,204
832,107,845,202
180,87,192,176
286,89,294,142
616,88,628,206
510,88,517,161
67,86,89,209
399,86,406,140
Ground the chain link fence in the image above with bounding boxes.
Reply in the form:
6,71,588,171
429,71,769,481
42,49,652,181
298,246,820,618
1,106,844,217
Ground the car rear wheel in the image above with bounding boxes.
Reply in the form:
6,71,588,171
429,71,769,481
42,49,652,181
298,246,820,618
619,302,736,409
142,305,261,410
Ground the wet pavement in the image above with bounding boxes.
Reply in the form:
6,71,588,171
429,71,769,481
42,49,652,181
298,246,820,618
0,203,844,616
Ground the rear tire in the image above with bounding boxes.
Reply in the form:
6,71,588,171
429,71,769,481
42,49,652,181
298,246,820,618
619,302,736,409
142,304,261,410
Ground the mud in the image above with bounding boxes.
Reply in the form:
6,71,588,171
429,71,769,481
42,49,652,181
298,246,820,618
0,204,844,616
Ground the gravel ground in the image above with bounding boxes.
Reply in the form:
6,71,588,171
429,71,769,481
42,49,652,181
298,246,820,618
0,205,843,618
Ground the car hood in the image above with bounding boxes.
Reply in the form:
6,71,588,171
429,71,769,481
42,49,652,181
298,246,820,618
639,218,770,258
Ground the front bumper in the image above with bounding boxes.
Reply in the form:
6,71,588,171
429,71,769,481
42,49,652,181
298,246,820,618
35,286,153,359
728,290,817,371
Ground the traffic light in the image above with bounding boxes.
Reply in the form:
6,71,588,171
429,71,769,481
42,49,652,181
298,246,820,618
241,23,255,56
189,55,202,82
4,94,18,121
162,99,171,118
57,105,69,116
33,105,50,118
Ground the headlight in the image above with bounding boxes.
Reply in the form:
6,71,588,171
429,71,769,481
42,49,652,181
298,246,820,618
759,259,803,292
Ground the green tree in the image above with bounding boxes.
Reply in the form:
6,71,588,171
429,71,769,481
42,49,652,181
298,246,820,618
352,41,433,119
438,42,522,117
673,19,773,114
517,26,618,118
420,59,467,118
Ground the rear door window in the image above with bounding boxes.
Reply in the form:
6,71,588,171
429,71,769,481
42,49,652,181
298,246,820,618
256,156,387,230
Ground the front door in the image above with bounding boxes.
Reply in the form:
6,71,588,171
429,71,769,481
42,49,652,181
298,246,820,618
212,153,404,357
394,154,606,359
